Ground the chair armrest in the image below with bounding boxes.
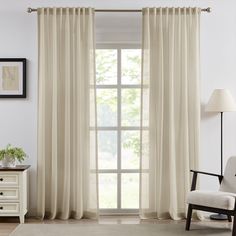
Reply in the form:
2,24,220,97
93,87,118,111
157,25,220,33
190,170,222,178
190,170,223,191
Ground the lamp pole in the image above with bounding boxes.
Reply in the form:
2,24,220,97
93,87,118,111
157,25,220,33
221,112,223,176
210,111,227,220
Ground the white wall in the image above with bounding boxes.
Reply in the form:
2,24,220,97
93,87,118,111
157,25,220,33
0,0,236,214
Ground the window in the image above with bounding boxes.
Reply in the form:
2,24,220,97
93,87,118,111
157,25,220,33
96,45,141,214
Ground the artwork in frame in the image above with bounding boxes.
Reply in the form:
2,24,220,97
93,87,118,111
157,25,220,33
0,58,26,98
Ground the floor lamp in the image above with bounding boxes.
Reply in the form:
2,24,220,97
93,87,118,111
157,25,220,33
206,89,236,220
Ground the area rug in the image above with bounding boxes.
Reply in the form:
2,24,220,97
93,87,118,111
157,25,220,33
10,223,231,236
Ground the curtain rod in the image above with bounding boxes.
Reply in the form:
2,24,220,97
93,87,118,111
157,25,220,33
27,7,211,13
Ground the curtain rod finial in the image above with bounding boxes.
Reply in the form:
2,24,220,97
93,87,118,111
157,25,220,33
206,7,211,13
27,7,32,13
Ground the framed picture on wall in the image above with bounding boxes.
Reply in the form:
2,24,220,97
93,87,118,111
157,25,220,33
0,58,26,98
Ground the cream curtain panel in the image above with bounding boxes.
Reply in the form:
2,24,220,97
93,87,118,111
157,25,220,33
140,7,200,220
37,8,98,219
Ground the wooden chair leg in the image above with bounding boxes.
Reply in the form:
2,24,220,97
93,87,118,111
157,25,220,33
232,215,236,236
228,215,232,222
186,204,193,231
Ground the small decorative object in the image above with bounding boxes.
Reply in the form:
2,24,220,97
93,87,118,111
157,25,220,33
0,58,26,98
0,144,27,167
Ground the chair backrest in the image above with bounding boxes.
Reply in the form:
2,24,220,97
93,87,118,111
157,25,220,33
220,156,236,193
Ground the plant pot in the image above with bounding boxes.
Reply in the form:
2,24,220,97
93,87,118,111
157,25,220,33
1,155,16,168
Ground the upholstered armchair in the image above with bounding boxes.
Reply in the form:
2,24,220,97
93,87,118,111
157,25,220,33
186,156,236,236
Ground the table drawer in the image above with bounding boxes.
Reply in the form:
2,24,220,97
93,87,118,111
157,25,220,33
0,188,19,200
0,174,19,186
0,202,19,214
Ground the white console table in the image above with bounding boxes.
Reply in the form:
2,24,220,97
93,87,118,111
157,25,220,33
0,165,30,223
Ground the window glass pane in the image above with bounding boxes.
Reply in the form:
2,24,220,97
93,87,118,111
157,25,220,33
96,49,117,85
98,131,117,169
121,173,139,209
99,174,117,208
121,49,141,84
121,131,140,169
97,89,117,127
121,88,141,126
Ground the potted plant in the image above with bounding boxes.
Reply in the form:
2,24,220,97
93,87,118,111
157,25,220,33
0,144,27,167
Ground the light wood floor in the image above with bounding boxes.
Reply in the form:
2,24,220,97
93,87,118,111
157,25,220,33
0,216,232,236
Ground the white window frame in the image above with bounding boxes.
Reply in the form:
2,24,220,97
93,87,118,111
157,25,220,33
96,43,141,215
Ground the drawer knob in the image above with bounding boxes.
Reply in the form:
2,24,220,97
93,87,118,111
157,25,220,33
0,192,3,195
0,207,3,210
0,178,3,181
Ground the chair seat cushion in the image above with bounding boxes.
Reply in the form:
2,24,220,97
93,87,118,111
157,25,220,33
187,190,236,210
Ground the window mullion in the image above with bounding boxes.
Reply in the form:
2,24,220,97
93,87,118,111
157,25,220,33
117,48,122,210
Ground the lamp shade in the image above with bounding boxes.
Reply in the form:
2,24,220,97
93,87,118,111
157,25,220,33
206,89,236,112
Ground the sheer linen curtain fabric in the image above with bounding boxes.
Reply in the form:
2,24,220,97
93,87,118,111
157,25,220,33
37,8,98,220
141,8,200,220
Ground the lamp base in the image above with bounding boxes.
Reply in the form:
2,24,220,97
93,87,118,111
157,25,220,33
210,213,228,220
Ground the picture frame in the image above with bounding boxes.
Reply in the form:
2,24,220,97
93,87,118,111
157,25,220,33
0,58,26,98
